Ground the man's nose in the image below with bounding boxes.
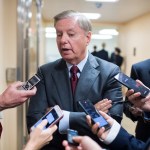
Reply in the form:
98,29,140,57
60,34,68,44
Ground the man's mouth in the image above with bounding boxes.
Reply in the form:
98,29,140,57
62,48,70,51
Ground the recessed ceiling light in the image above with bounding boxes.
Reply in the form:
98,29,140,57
92,34,112,39
99,29,119,35
81,13,101,19
45,33,56,38
45,27,56,33
85,0,119,2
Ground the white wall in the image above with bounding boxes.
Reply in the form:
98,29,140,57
45,35,118,63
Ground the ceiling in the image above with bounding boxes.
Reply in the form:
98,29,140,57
42,0,150,24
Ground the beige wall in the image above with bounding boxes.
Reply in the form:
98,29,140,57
119,13,150,75
118,13,150,134
0,0,17,150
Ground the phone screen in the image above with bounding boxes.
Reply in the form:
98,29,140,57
33,108,60,129
78,100,110,129
29,75,40,86
114,72,150,97
67,129,79,146
22,74,41,90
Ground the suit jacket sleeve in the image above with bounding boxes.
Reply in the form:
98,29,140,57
109,127,146,150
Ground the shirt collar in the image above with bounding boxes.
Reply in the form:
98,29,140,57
66,52,88,73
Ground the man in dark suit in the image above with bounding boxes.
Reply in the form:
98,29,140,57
124,59,150,142
110,47,124,68
91,45,98,57
27,10,123,150
96,43,109,61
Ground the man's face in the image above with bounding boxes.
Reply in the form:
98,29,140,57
55,18,91,64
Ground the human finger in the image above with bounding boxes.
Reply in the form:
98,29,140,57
86,115,92,127
37,119,48,130
100,103,112,113
97,127,106,138
91,122,99,134
99,111,113,126
126,89,134,97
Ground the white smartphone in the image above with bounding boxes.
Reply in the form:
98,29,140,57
21,74,41,90
31,105,64,131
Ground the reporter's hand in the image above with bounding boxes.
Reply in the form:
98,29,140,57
129,106,143,117
86,111,114,140
94,99,112,113
126,80,150,112
24,119,57,150
62,136,102,150
0,81,37,111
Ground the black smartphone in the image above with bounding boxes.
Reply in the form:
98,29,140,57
22,74,41,90
78,99,110,130
114,72,150,98
31,105,64,131
67,129,79,146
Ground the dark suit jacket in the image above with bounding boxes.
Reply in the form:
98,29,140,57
96,49,109,61
109,127,150,150
27,53,123,150
124,59,150,142
110,52,123,67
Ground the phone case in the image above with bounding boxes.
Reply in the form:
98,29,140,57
31,105,63,131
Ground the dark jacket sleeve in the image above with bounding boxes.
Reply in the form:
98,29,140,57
109,127,146,150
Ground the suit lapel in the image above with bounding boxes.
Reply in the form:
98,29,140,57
51,59,74,111
74,54,100,101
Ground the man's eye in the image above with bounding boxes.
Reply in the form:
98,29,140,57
68,34,74,37
57,33,62,37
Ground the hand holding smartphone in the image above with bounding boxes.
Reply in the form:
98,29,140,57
78,99,110,130
114,72,150,97
31,105,64,131
67,129,79,146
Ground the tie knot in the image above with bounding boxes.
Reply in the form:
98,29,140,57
70,65,79,74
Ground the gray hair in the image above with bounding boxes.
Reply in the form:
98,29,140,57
54,10,92,33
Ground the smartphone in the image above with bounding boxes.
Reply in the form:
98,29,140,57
31,105,64,131
114,72,150,98
67,129,79,146
21,74,41,90
78,99,110,130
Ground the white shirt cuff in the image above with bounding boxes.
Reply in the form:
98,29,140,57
102,120,121,145
59,110,70,134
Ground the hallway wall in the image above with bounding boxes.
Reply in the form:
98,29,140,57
119,12,150,75
0,0,17,150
